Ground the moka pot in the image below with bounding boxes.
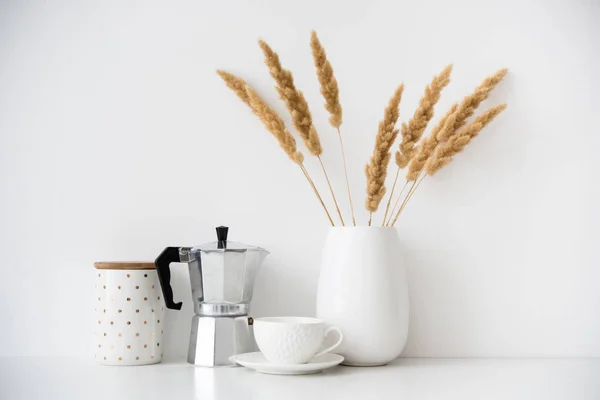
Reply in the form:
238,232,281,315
155,226,269,366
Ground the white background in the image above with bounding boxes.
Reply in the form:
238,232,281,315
1,0,599,359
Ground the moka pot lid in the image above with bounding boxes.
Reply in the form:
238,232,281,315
191,226,268,254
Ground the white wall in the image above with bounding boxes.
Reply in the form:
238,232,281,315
1,0,599,359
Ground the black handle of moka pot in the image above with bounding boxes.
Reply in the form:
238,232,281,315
155,247,183,310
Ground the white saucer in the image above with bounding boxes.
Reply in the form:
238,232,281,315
231,352,344,375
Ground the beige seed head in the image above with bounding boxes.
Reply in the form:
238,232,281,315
259,40,322,156
406,69,507,181
470,103,508,132
426,123,481,175
448,68,508,136
396,64,453,168
406,103,458,181
365,84,404,212
216,70,251,106
245,85,304,164
426,104,507,175
310,31,343,128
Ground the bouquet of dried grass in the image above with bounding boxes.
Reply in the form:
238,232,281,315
218,33,508,226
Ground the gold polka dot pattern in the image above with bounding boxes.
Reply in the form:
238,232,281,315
94,268,164,365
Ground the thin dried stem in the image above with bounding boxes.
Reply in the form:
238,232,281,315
392,174,426,224
337,128,356,225
318,156,345,226
390,178,418,226
300,164,335,226
385,180,408,226
368,212,373,226
382,167,400,225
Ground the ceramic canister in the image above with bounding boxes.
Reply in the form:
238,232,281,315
94,262,165,365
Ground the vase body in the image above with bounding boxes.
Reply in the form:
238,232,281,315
316,227,409,366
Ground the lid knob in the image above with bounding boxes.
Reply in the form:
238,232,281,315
216,226,229,249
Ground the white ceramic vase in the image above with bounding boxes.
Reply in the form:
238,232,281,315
316,227,409,366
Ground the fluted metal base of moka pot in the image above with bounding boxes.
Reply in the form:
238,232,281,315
187,315,256,367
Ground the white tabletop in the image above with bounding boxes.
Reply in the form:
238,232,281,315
1,357,598,400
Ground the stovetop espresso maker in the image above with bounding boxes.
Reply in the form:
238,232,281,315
155,226,269,366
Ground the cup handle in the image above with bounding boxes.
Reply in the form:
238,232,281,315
314,326,344,358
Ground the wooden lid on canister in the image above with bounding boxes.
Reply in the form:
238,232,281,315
94,261,156,270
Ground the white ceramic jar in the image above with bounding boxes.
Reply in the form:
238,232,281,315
94,262,165,365
316,227,409,366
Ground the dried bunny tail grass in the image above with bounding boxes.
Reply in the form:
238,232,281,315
260,39,346,225
471,103,507,130
383,66,452,225
310,31,342,128
258,40,322,156
395,64,453,168
245,85,335,226
426,125,480,175
407,68,507,180
440,68,508,140
217,70,251,106
392,73,508,226
218,71,334,225
365,84,404,217
311,31,355,225
426,104,507,175
245,85,304,164
405,104,458,181
390,107,460,226
217,70,300,161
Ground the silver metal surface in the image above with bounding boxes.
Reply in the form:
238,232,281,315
187,316,256,367
188,258,203,305
185,246,268,306
195,303,249,317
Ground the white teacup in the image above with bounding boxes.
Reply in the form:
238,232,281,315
253,317,343,365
